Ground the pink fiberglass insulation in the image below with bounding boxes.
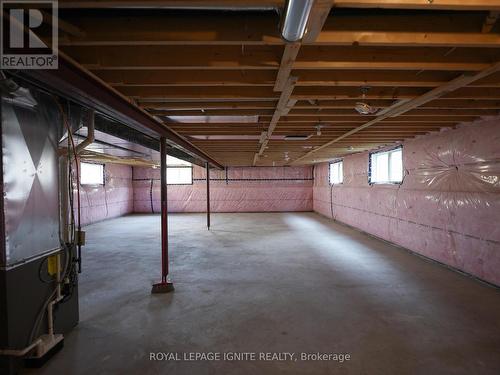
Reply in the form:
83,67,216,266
133,165,313,213
75,163,134,226
313,117,500,286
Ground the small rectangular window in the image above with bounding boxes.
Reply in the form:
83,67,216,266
166,155,193,185
167,167,193,185
329,160,343,185
369,147,403,184
80,162,104,185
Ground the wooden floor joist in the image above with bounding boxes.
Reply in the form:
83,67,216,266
49,2,500,166
290,61,500,165
332,0,500,11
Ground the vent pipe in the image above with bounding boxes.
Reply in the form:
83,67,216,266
281,0,314,42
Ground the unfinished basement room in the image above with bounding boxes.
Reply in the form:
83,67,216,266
1,1,500,374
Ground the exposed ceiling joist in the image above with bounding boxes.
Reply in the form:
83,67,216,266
332,0,500,11
289,61,500,164
302,0,334,43
15,53,224,169
50,3,500,166
58,0,284,9
314,31,500,47
59,13,499,48
150,108,500,117
98,69,500,88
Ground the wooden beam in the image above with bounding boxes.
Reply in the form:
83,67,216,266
64,44,499,72
254,76,298,164
263,115,479,122
268,77,298,135
290,61,500,164
119,86,280,100
58,14,282,46
123,85,500,101
58,0,284,9
332,0,500,11
142,99,500,111
295,45,500,71
291,86,500,100
294,70,500,87
149,108,499,117
302,0,333,43
315,31,500,48
100,70,277,86
293,99,500,109
140,101,277,110
100,69,500,88
282,108,500,116
57,13,500,48
62,45,282,70
169,121,454,128
274,43,301,91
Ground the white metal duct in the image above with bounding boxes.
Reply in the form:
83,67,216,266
1,91,61,268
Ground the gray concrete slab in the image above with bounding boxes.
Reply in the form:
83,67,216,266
23,212,500,375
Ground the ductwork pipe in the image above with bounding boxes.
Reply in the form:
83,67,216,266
76,110,95,154
281,0,314,42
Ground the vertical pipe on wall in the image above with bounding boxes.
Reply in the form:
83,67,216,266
151,137,174,293
206,162,211,230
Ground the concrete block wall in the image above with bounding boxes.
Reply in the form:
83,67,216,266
313,117,500,286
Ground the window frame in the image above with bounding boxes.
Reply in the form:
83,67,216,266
368,146,403,185
329,159,344,185
80,162,105,186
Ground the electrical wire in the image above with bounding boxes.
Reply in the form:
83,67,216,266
150,179,154,213
28,97,82,347
37,257,53,284
55,98,83,273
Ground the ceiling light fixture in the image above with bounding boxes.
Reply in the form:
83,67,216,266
354,86,378,115
281,0,314,42
315,123,324,136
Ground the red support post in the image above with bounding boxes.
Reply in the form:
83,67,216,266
151,137,174,293
206,162,211,230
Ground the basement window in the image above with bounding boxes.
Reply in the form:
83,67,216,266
329,160,343,185
80,162,104,185
167,155,193,185
369,147,403,184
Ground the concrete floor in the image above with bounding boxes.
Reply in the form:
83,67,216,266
24,212,500,375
